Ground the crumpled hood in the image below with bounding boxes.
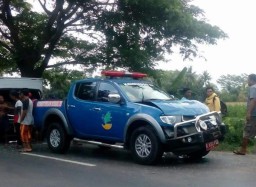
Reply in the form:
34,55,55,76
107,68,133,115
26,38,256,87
149,100,210,116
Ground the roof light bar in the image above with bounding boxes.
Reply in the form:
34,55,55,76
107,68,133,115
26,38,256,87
101,71,147,78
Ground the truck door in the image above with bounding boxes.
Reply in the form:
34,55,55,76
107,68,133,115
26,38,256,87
93,82,129,140
67,81,99,137
67,81,129,141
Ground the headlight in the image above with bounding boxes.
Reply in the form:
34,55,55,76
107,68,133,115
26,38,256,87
199,120,207,130
160,116,181,124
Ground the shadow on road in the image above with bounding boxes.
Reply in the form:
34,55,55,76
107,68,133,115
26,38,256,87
1,142,211,167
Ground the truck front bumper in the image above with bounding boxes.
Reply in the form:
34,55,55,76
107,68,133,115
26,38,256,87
163,128,222,154
162,112,226,154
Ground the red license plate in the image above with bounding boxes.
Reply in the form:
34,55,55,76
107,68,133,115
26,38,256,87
205,140,219,151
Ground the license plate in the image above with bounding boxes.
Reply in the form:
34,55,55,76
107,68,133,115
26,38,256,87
205,140,219,151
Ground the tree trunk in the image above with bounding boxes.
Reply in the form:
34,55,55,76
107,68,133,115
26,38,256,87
18,60,45,78
16,49,46,78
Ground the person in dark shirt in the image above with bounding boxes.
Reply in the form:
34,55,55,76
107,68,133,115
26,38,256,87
180,88,192,100
0,95,11,143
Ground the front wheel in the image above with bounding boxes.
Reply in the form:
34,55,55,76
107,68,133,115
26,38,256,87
130,127,163,165
46,122,71,154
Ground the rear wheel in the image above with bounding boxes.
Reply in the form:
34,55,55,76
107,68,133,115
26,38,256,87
46,122,71,154
130,127,163,165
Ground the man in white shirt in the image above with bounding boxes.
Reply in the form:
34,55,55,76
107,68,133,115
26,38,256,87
19,89,34,152
10,90,23,146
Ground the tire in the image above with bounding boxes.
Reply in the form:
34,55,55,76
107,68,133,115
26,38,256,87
46,122,71,154
130,127,163,165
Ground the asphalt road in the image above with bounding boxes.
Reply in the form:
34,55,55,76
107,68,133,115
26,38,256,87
0,142,256,187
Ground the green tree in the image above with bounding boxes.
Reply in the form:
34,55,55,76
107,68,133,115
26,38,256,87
183,66,197,87
0,0,227,77
217,74,248,102
154,68,188,96
154,68,220,101
168,67,188,95
200,71,211,87
43,67,85,99
179,68,215,101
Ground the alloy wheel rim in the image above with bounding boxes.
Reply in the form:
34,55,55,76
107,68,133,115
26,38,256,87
50,129,61,147
135,134,152,158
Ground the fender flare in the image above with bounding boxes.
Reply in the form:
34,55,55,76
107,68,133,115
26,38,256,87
124,113,166,143
43,108,74,135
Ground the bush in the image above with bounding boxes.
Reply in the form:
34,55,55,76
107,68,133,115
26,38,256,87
218,104,256,152
223,117,245,144
226,103,246,118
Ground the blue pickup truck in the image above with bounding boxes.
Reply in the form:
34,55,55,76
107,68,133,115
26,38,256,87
33,71,225,165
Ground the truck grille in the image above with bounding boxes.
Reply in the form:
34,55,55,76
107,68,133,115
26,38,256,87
177,122,198,137
177,115,219,137
182,115,196,121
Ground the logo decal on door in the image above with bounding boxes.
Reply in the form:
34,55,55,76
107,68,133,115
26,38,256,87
102,112,112,130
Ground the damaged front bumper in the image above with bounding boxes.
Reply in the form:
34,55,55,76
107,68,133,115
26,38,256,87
162,111,226,154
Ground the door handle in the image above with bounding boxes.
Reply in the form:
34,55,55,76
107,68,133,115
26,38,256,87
92,107,101,111
68,104,76,108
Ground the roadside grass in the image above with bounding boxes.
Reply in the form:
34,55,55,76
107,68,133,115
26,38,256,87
226,102,246,106
215,103,256,154
215,140,256,153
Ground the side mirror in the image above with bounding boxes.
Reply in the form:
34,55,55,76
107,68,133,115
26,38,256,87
108,93,121,103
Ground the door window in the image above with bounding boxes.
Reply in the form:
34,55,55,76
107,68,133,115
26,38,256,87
75,82,96,101
97,82,118,102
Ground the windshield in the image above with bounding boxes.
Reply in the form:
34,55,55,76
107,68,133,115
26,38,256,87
119,82,172,102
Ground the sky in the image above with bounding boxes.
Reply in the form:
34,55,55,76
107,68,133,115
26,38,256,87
157,0,256,83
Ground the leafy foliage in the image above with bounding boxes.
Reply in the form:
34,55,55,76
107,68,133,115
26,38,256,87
42,67,85,99
0,0,227,77
155,66,213,101
220,104,255,152
151,66,249,103
195,102,256,152
217,74,248,102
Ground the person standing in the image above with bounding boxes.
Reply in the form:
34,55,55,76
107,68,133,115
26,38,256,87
234,74,256,155
10,90,23,147
19,89,34,152
205,87,221,112
181,88,192,100
0,95,11,143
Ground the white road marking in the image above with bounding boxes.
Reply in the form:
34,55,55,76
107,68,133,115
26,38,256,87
21,152,96,167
